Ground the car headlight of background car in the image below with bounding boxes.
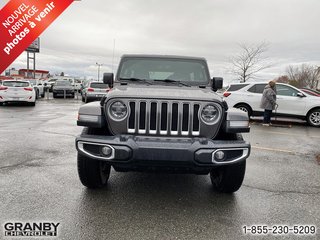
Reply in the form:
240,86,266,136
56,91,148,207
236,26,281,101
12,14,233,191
109,101,127,120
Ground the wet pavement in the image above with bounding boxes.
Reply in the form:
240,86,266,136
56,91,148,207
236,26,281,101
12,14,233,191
0,99,319,240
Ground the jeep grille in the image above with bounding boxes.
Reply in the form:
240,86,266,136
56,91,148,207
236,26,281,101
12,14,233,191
106,98,223,138
127,100,201,136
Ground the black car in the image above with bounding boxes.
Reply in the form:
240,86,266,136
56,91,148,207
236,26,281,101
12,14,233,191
52,80,75,98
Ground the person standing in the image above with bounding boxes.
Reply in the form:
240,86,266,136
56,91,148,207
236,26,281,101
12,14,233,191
260,80,277,126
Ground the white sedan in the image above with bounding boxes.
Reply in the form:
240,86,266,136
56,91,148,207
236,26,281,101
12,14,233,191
0,80,36,106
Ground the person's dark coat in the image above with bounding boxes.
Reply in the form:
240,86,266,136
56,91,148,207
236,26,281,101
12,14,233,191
260,85,277,110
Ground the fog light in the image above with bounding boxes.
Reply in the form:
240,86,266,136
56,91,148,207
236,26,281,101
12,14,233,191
101,146,112,157
215,150,225,160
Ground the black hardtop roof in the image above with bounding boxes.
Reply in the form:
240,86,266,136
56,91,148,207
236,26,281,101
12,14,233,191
121,54,207,61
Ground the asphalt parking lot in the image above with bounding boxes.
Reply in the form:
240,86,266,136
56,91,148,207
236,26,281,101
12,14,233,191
0,98,319,240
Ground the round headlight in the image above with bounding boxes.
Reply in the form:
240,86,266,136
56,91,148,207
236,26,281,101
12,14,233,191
109,101,127,120
201,104,219,124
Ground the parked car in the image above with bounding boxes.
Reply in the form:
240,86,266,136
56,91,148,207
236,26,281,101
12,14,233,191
81,81,110,103
80,80,93,95
74,79,83,93
223,82,320,127
0,80,36,106
300,88,320,97
27,79,45,98
52,80,75,98
44,79,58,92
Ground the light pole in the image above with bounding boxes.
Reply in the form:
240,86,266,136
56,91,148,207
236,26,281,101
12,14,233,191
96,62,103,82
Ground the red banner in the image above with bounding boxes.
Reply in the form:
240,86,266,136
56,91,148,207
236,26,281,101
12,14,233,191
0,0,74,74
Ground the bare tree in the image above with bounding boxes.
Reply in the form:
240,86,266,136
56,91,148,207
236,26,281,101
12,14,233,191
310,66,320,89
230,42,273,82
286,64,320,89
274,75,289,83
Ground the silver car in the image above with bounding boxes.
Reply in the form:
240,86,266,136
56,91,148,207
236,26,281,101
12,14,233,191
81,81,110,103
27,79,45,98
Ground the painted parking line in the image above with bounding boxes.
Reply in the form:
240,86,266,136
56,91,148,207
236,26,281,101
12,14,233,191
252,145,295,154
254,130,320,139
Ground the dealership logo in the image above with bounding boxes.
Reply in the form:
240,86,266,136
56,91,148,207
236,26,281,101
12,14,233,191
3,222,60,237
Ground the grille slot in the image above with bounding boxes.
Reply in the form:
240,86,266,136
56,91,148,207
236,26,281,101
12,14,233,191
139,102,146,133
128,102,135,130
182,104,189,132
150,102,157,130
171,103,178,132
128,100,200,136
160,103,168,131
193,104,200,132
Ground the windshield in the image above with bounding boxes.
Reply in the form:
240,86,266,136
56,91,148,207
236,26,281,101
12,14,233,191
118,58,209,85
3,81,29,87
56,81,72,86
90,83,109,89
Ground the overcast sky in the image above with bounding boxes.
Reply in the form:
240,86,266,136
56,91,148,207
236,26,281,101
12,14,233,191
2,0,320,84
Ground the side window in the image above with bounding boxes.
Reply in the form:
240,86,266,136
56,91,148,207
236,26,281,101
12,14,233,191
276,85,299,97
247,84,266,94
227,84,249,91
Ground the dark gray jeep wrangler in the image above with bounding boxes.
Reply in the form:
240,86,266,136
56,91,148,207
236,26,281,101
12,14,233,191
76,54,250,193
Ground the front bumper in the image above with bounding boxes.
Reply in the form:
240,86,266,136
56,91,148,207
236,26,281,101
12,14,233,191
76,134,251,170
0,95,35,102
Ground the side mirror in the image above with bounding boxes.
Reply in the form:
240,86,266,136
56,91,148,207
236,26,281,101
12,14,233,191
212,77,223,92
103,73,114,88
297,92,305,98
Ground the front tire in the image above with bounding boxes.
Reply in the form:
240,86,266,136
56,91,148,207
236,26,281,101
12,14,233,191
210,133,246,193
210,161,246,193
77,153,111,188
307,108,320,127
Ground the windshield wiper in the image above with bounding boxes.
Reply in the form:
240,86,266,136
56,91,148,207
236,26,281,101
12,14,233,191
153,79,191,87
119,78,153,85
